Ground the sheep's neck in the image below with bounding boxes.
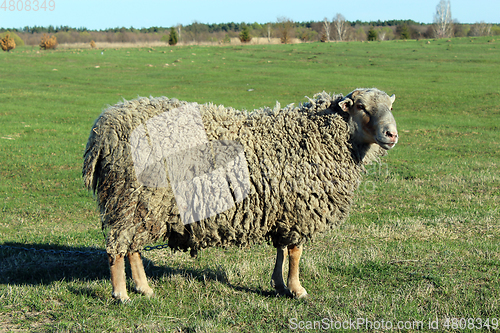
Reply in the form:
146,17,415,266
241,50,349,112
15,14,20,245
348,119,382,165
349,141,370,162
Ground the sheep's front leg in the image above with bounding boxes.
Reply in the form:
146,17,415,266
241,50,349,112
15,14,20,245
128,252,154,297
287,245,308,299
271,246,290,296
109,254,130,302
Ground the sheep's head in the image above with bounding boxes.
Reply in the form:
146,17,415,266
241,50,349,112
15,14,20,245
339,88,398,150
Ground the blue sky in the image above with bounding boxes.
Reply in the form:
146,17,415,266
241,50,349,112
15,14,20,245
1,0,498,30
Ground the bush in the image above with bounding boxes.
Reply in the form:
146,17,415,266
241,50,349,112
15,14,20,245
354,27,366,41
398,24,411,40
90,40,97,49
378,27,394,41
1,33,16,51
367,27,378,41
1,31,24,48
79,31,92,43
297,27,317,42
168,27,178,45
239,26,252,43
222,34,231,44
39,34,58,50
278,17,294,44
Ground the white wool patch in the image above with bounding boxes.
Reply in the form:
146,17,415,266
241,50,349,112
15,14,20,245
130,103,250,225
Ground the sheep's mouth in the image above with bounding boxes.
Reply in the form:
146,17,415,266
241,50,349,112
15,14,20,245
376,140,396,150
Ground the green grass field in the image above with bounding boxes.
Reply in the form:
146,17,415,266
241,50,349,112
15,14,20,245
1,37,499,332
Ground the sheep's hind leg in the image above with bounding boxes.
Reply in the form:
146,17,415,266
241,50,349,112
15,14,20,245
271,247,291,297
287,245,308,299
109,254,130,302
128,252,154,297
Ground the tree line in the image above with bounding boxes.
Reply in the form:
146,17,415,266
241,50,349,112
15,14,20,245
1,18,498,47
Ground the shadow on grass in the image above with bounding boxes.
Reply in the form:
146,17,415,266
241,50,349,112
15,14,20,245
145,260,278,298
0,242,278,298
0,242,109,285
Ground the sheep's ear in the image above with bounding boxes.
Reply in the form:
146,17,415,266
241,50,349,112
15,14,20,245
339,97,353,112
351,90,362,99
390,94,396,103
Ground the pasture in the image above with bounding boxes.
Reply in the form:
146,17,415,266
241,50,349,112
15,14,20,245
0,37,499,332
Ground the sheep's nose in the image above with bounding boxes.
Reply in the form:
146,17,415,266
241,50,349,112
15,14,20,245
385,130,398,143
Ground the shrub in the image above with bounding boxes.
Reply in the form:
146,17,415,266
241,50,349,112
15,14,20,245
90,40,97,49
239,26,252,43
1,33,16,52
378,27,394,41
1,31,24,48
398,24,411,40
222,34,231,44
39,34,58,50
278,17,294,44
297,27,317,42
168,27,178,45
79,31,92,43
355,27,367,41
368,27,378,41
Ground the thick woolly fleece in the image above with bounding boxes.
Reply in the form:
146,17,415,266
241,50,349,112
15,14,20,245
83,92,385,258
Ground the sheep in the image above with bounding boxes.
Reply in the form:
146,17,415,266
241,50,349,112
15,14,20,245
83,88,398,301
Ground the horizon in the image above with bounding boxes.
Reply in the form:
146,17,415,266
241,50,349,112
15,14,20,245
0,19,453,32
0,0,498,31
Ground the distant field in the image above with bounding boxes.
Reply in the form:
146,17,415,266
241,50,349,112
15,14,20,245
54,38,301,50
0,37,499,332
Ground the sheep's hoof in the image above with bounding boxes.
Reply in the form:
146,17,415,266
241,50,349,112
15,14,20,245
274,287,293,298
291,288,309,300
136,286,155,298
113,293,131,304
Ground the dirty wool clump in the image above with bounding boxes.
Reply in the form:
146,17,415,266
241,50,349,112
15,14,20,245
83,92,385,257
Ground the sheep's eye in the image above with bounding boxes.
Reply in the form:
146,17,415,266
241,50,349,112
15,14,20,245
356,104,365,111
